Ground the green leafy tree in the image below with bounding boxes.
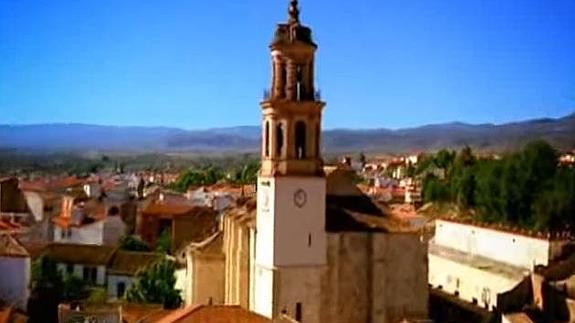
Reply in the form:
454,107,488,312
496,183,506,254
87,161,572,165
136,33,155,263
156,229,172,254
87,287,108,305
422,174,450,202
62,275,89,302
28,255,64,323
119,235,151,252
233,161,260,197
125,259,182,309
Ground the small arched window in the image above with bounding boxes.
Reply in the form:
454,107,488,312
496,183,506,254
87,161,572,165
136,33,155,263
295,121,307,160
264,121,270,157
276,123,284,157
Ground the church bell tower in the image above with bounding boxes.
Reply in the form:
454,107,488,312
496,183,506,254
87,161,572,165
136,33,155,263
253,1,326,322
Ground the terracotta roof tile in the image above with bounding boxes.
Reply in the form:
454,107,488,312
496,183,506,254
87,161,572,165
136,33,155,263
156,305,271,323
143,202,195,216
0,235,29,258
36,243,116,265
107,251,164,276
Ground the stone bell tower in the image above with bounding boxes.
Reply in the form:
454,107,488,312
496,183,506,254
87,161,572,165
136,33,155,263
253,1,326,322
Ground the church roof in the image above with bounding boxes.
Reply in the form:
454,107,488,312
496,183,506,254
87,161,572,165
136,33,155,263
325,195,407,232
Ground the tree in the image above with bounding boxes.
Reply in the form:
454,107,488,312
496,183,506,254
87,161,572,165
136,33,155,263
156,229,172,254
233,161,260,197
119,235,151,252
28,255,64,323
62,275,89,302
87,287,108,305
357,152,367,168
125,258,182,309
422,174,450,202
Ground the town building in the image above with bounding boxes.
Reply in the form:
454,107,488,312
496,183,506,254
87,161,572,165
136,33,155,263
33,243,164,300
52,196,127,246
138,192,218,252
429,218,572,312
0,234,30,310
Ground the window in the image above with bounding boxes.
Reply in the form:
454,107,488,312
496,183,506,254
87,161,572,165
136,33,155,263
295,121,307,159
83,266,98,284
66,263,74,275
264,121,270,157
116,282,126,298
276,123,284,157
91,267,98,284
308,233,312,247
295,303,302,322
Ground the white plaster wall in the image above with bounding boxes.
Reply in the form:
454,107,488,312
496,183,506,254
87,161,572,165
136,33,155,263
175,268,187,302
255,178,275,266
103,216,126,246
253,264,274,318
106,275,133,299
0,256,30,310
54,222,105,245
185,254,195,306
429,253,523,308
434,220,551,268
23,191,43,222
256,176,327,267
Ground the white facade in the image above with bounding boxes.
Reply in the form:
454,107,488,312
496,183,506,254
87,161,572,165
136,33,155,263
54,216,125,246
256,176,326,267
428,219,569,310
0,256,30,309
57,263,106,285
434,219,563,269
106,275,134,300
254,176,327,322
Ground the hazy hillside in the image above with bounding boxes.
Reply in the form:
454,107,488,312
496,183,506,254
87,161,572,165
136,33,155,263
1,113,573,153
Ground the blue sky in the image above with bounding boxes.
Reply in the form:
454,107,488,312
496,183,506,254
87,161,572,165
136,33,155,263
1,0,574,129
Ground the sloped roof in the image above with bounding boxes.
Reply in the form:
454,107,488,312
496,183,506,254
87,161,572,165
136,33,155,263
0,234,29,258
186,232,224,257
156,305,271,323
107,250,164,276
36,243,116,265
143,202,195,216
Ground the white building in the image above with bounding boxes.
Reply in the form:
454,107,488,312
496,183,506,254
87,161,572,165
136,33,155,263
39,243,164,300
53,214,126,246
429,219,571,310
0,234,30,309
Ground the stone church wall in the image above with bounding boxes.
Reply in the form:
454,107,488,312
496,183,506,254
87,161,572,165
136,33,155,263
324,232,428,323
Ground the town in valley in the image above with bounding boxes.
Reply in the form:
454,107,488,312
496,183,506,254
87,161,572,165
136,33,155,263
1,1,574,322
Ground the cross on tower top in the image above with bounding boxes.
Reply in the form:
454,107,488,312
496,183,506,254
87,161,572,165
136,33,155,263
288,0,300,25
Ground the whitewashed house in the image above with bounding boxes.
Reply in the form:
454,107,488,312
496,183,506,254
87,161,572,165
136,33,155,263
0,234,30,309
38,243,164,300
429,219,571,310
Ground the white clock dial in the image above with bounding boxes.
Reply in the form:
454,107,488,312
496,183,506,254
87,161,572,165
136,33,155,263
293,189,307,208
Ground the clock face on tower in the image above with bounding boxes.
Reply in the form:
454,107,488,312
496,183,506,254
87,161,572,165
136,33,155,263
293,188,307,208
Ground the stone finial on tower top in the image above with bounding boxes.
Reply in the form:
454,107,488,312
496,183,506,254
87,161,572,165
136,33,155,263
288,0,300,24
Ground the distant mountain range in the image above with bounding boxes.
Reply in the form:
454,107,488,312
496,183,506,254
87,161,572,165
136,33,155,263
1,113,574,154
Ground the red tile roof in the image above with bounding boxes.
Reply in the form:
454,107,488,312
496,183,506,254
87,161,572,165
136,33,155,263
156,305,271,323
142,202,195,217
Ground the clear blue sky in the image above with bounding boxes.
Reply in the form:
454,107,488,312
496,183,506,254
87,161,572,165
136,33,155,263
1,0,574,129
